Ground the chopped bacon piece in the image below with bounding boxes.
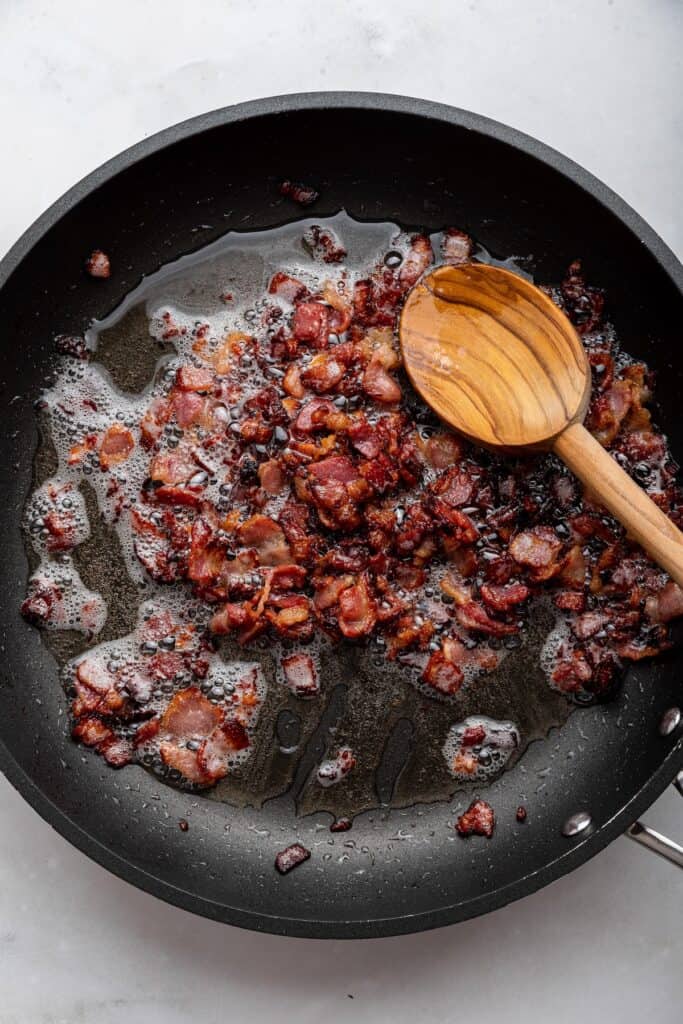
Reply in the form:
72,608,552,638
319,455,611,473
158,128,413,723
99,423,134,469
456,601,518,637
198,719,249,779
268,272,309,303
302,351,347,393
480,582,530,613
461,724,487,747
441,227,472,265
161,687,222,740
510,527,563,580
303,225,347,264
159,742,210,784
283,364,305,398
171,390,205,427
362,355,402,403
275,843,311,874
279,180,319,206
399,234,434,288
238,515,292,566
292,302,330,348
456,799,495,838
176,364,215,392
294,398,337,434
645,581,683,623
281,653,319,697
337,576,377,638
149,448,196,485
141,397,171,446
422,648,464,695
258,459,286,495
85,250,111,279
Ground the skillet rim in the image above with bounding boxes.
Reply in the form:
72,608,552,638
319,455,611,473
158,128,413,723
0,91,681,939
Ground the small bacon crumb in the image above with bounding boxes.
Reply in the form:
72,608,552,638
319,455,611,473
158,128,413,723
455,799,495,838
275,843,311,875
516,806,527,823
85,249,111,279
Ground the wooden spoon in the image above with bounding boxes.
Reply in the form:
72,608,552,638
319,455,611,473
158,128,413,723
399,262,683,587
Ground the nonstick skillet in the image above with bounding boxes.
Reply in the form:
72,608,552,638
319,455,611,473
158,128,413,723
0,92,681,938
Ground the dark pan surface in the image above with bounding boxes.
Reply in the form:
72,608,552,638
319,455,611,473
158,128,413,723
0,93,681,938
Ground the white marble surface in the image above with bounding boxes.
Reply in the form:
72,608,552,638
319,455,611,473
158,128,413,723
0,2,681,1022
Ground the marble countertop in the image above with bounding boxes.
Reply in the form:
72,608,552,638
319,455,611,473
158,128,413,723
0,2,680,1022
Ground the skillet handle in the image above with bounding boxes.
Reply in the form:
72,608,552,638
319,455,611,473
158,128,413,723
625,772,683,870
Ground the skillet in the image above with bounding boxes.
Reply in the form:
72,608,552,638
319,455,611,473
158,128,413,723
0,92,681,938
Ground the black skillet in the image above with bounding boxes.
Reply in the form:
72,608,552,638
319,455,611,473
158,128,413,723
0,93,681,938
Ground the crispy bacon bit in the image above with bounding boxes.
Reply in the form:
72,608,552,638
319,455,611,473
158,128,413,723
330,818,352,833
480,583,530,613
281,653,319,697
303,225,347,264
510,527,563,580
461,724,487,747
645,581,683,624
100,423,134,469
161,687,222,740
516,806,527,823
279,180,319,206
456,799,495,838
399,234,434,288
338,576,377,638
292,302,330,348
362,355,402,403
441,228,473,265
176,365,215,392
238,515,292,566
275,843,311,874
55,334,89,360
268,272,309,303
422,648,464,694
85,250,111,278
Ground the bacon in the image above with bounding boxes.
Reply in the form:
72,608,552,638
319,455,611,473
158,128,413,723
198,719,249,779
587,380,633,446
554,591,587,613
292,302,330,348
461,724,487,747
645,581,683,623
571,610,609,639
159,742,210,784
161,687,222,740
480,582,530,612
238,515,292,566
337,576,377,638
510,526,563,580
275,843,311,874
21,579,62,627
279,180,319,206
294,398,337,434
283,364,305,398
265,595,313,639
301,352,347,393
399,235,434,288
456,799,495,838
176,364,215,392
281,653,319,697
303,225,347,264
422,647,464,695
85,250,111,278
171,390,205,427
431,466,475,508
258,459,286,495
362,355,402,403
424,432,465,469
141,397,171,446
42,509,76,551
456,601,518,637
268,272,309,303
153,485,202,508
441,228,472,265
560,259,604,334
313,574,355,612
99,423,134,469
149,448,196,485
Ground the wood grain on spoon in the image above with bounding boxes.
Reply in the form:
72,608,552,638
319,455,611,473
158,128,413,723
400,262,683,588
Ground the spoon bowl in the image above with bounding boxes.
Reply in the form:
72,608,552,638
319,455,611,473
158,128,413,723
400,261,683,587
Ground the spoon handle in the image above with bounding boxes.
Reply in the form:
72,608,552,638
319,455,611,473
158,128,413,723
553,422,683,588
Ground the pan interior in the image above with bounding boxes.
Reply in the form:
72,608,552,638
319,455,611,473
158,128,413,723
1,99,682,936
